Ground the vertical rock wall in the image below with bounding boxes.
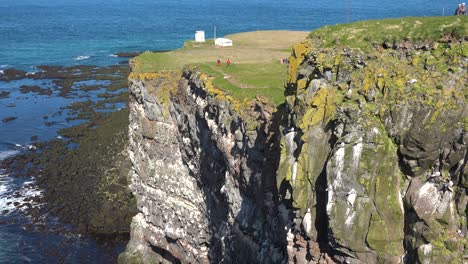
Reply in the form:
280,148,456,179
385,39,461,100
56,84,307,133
279,39,467,263
119,69,287,263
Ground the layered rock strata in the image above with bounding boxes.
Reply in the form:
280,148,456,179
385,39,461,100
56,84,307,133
279,39,467,263
121,36,467,263
119,69,288,263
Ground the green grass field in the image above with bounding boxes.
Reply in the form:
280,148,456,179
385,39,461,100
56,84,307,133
309,16,467,50
133,16,467,105
132,30,308,105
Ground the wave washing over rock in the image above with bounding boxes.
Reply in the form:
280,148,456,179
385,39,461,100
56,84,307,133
119,17,467,264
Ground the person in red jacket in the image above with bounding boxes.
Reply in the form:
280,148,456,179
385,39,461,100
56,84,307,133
226,58,231,67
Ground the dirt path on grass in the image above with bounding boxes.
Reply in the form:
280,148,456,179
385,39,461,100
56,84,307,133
206,64,266,89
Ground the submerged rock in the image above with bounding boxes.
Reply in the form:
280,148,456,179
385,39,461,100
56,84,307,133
2,116,17,123
0,91,10,98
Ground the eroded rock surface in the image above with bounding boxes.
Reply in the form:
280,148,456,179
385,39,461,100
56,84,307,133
120,69,288,263
279,38,467,263
121,36,467,263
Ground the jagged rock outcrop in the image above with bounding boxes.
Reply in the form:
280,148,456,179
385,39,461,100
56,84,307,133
120,25,467,264
279,37,467,263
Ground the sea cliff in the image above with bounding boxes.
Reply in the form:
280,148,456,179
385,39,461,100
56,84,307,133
120,17,467,263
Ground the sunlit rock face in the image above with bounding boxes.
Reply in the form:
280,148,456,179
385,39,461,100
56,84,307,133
120,34,467,264
120,69,288,263
278,39,467,263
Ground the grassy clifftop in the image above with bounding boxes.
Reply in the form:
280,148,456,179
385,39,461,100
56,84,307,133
131,31,308,105
131,16,467,107
309,16,467,50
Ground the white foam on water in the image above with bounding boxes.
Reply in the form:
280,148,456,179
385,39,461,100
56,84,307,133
109,54,118,57
0,150,20,161
0,175,43,214
74,55,91,61
0,70,4,74
0,175,15,211
0,181,8,196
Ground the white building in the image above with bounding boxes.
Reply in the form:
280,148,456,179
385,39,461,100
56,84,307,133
215,38,233,47
195,31,206,42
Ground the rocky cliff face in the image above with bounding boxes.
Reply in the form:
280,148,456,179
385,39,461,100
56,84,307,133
279,39,467,263
120,37,467,263
119,69,289,263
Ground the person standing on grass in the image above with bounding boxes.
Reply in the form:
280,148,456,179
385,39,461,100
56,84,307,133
226,58,231,67
216,58,221,66
455,3,467,15
460,3,467,15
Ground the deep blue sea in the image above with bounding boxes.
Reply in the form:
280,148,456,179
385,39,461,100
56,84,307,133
0,0,457,263
0,0,455,70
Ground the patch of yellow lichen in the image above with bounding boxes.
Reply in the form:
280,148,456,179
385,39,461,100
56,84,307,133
361,71,375,94
129,71,161,81
129,71,180,117
130,58,142,72
288,41,312,84
297,78,308,90
375,67,387,91
299,87,336,130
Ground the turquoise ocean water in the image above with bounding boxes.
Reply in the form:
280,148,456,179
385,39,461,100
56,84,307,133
0,0,457,262
1,0,455,69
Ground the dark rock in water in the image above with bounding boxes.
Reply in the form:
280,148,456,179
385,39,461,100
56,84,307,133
36,224,46,232
2,210,9,215
19,85,53,96
20,109,136,239
2,116,17,123
0,91,10,98
44,121,58,127
0,62,132,258
0,68,27,81
23,224,34,231
79,85,100,92
31,196,42,203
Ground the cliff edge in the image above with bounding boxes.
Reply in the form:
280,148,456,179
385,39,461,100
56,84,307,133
120,17,467,263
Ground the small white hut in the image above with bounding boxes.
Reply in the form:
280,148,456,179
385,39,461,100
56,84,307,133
215,38,233,47
195,31,206,42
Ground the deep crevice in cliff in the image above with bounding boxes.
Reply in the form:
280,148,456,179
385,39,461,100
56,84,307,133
169,74,289,262
314,166,330,249
197,120,230,262
150,245,182,264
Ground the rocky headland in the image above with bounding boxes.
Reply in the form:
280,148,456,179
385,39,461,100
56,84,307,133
119,17,467,264
2,16,465,264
